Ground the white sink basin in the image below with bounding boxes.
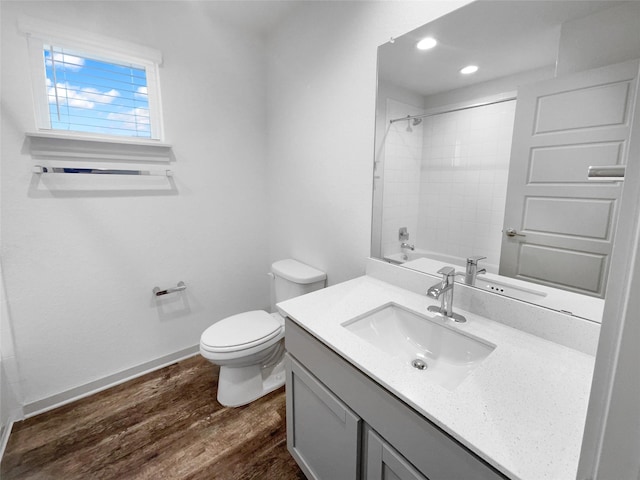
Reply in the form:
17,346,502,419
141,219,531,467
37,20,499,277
342,303,495,390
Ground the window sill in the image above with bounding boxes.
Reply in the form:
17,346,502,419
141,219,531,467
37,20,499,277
26,132,173,162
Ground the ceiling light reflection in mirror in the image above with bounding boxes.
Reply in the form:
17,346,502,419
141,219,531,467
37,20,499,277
416,37,437,50
460,65,478,74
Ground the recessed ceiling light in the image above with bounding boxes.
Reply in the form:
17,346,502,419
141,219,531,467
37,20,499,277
416,37,437,50
460,65,479,75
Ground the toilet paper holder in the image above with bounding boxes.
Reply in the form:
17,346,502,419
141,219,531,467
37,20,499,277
153,281,186,296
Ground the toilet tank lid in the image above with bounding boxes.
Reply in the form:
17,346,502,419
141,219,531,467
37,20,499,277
271,259,326,284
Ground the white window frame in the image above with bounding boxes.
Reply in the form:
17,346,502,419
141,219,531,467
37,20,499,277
20,16,165,143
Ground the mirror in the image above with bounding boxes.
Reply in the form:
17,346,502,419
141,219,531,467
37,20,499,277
372,0,640,322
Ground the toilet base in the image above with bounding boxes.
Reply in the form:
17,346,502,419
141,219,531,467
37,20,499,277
217,357,286,407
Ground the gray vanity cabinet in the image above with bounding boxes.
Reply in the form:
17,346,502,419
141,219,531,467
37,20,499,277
285,318,509,480
286,354,426,480
286,355,361,480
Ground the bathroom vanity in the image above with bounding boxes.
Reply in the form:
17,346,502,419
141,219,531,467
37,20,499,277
278,259,596,480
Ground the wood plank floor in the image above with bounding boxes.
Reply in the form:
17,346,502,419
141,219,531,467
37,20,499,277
1,355,306,480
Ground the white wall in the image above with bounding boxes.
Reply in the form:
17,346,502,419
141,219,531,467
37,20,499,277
1,1,271,409
266,0,471,285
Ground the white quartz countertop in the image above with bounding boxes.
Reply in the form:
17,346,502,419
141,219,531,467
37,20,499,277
278,275,595,480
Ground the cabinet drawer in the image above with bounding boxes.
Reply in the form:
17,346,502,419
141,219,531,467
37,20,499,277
286,354,361,480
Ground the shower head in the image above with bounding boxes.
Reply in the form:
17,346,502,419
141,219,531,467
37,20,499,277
405,116,422,132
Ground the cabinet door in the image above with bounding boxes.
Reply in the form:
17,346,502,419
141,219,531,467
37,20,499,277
286,354,361,480
366,428,429,480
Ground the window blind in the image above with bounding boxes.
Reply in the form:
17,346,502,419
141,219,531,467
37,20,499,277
44,45,152,138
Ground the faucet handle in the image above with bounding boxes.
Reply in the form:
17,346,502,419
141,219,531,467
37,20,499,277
437,266,456,278
466,256,486,265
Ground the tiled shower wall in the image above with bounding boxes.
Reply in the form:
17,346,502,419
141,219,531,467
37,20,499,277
381,98,424,257
416,101,516,271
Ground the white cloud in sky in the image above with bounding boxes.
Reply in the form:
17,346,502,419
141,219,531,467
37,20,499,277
48,82,120,109
134,86,149,103
107,107,150,132
46,52,85,71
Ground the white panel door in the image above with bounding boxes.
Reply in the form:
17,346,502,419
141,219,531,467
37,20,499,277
500,60,640,298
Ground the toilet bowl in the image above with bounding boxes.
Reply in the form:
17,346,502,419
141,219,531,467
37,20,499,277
200,310,286,407
200,259,326,407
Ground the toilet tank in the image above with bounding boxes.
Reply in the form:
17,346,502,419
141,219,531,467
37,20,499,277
271,259,326,306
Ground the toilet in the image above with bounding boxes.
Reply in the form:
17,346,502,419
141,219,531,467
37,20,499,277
199,259,326,407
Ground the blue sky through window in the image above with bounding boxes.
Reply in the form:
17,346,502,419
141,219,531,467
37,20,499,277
44,46,151,138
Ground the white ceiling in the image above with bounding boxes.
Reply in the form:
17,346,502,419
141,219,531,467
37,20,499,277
378,0,626,98
197,0,301,35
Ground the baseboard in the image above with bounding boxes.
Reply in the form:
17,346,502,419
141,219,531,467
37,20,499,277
23,345,200,418
0,415,17,461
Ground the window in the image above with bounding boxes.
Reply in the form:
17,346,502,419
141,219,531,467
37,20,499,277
44,46,152,138
22,17,164,142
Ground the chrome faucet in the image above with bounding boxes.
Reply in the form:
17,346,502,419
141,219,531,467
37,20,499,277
426,266,466,323
400,242,415,250
464,256,486,286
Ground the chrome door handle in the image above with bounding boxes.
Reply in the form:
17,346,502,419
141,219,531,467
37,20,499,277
588,165,625,181
504,228,526,237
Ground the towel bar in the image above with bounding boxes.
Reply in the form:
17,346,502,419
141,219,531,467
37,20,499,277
33,165,173,177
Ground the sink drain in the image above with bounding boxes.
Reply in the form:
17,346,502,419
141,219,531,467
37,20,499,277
411,359,427,370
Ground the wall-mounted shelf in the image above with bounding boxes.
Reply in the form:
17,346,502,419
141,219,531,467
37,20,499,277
26,132,173,163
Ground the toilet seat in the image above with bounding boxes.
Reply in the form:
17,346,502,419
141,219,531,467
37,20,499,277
200,310,283,353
